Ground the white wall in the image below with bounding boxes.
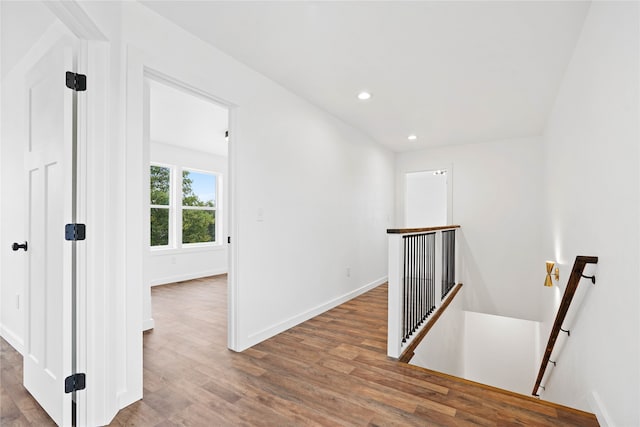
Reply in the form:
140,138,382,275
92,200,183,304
410,287,541,397
64,2,395,422
118,0,394,350
540,2,639,425
463,311,540,396
410,287,465,377
396,137,544,321
148,141,228,286
0,47,29,353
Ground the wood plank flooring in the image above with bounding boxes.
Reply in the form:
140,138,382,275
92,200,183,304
1,336,57,425
1,275,598,426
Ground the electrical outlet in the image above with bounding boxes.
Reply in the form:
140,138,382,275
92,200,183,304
346,267,351,277
171,257,176,265
16,294,20,310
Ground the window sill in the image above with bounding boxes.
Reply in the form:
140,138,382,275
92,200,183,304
150,244,226,256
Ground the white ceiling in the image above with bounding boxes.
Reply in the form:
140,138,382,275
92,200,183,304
149,78,229,157
1,1,57,78
141,1,590,152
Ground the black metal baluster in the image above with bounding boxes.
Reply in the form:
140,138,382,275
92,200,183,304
420,235,427,322
424,234,428,320
426,233,430,316
443,231,447,298
402,238,411,341
446,232,449,296
412,235,416,334
441,233,445,299
451,230,455,292
416,234,424,324
416,234,420,328
406,236,410,341
433,233,436,312
448,231,452,294
402,236,407,341
416,234,420,331
409,235,413,339
430,233,435,313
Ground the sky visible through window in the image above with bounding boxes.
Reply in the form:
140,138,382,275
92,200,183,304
189,171,216,206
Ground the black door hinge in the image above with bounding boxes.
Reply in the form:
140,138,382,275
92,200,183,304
65,224,86,241
65,373,86,393
65,72,87,91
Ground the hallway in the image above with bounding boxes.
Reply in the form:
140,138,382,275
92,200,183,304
1,275,598,426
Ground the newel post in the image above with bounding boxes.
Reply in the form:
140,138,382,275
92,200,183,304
387,234,404,359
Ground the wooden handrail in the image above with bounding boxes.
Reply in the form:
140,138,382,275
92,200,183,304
387,225,460,234
398,283,463,363
532,255,598,396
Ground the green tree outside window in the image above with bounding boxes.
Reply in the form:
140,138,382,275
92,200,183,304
150,165,170,246
182,170,216,244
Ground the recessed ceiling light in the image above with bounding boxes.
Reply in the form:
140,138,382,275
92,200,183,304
357,91,371,100
408,134,418,141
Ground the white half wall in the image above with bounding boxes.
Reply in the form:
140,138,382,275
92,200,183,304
410,287,541,397
396,137,544,321
410,287,465,377
540,2,639,425
463,311,540,397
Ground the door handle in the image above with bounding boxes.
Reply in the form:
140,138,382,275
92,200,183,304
12,242,27,252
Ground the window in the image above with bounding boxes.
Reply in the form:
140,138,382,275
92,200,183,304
150,165,171,247
182,169,216,244
150,165,220,248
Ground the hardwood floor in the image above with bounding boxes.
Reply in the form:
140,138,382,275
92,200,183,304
1,337,57,425
2,275,598,426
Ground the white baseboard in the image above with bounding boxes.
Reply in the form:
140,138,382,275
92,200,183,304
142,318,155,331
239,276,388,351
588,390,614,427
0,323,24,355
150,269,227,286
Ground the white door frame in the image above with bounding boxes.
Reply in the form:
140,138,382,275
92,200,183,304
32,4,242,425
140,66,238,344
402,165,454,227
125,50,241,356
43,2,112,426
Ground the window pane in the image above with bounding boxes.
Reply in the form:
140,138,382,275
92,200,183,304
150,208,169,246
150,166,170,205
182,170,216,207
182,209,215,244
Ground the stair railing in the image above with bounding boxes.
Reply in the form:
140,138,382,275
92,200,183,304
386,225,461,360
532,255,598,397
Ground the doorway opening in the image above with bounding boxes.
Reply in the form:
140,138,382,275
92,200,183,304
144,74,230,334
404,169,452,227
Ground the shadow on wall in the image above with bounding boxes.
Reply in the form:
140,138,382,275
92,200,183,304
457,231,498,315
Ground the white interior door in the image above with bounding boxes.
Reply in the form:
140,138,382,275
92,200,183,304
23,37,76,427
405,170,449,227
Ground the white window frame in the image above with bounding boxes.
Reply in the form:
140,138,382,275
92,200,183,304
180,167,219,247
150,163,222,250
150,163,174,249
